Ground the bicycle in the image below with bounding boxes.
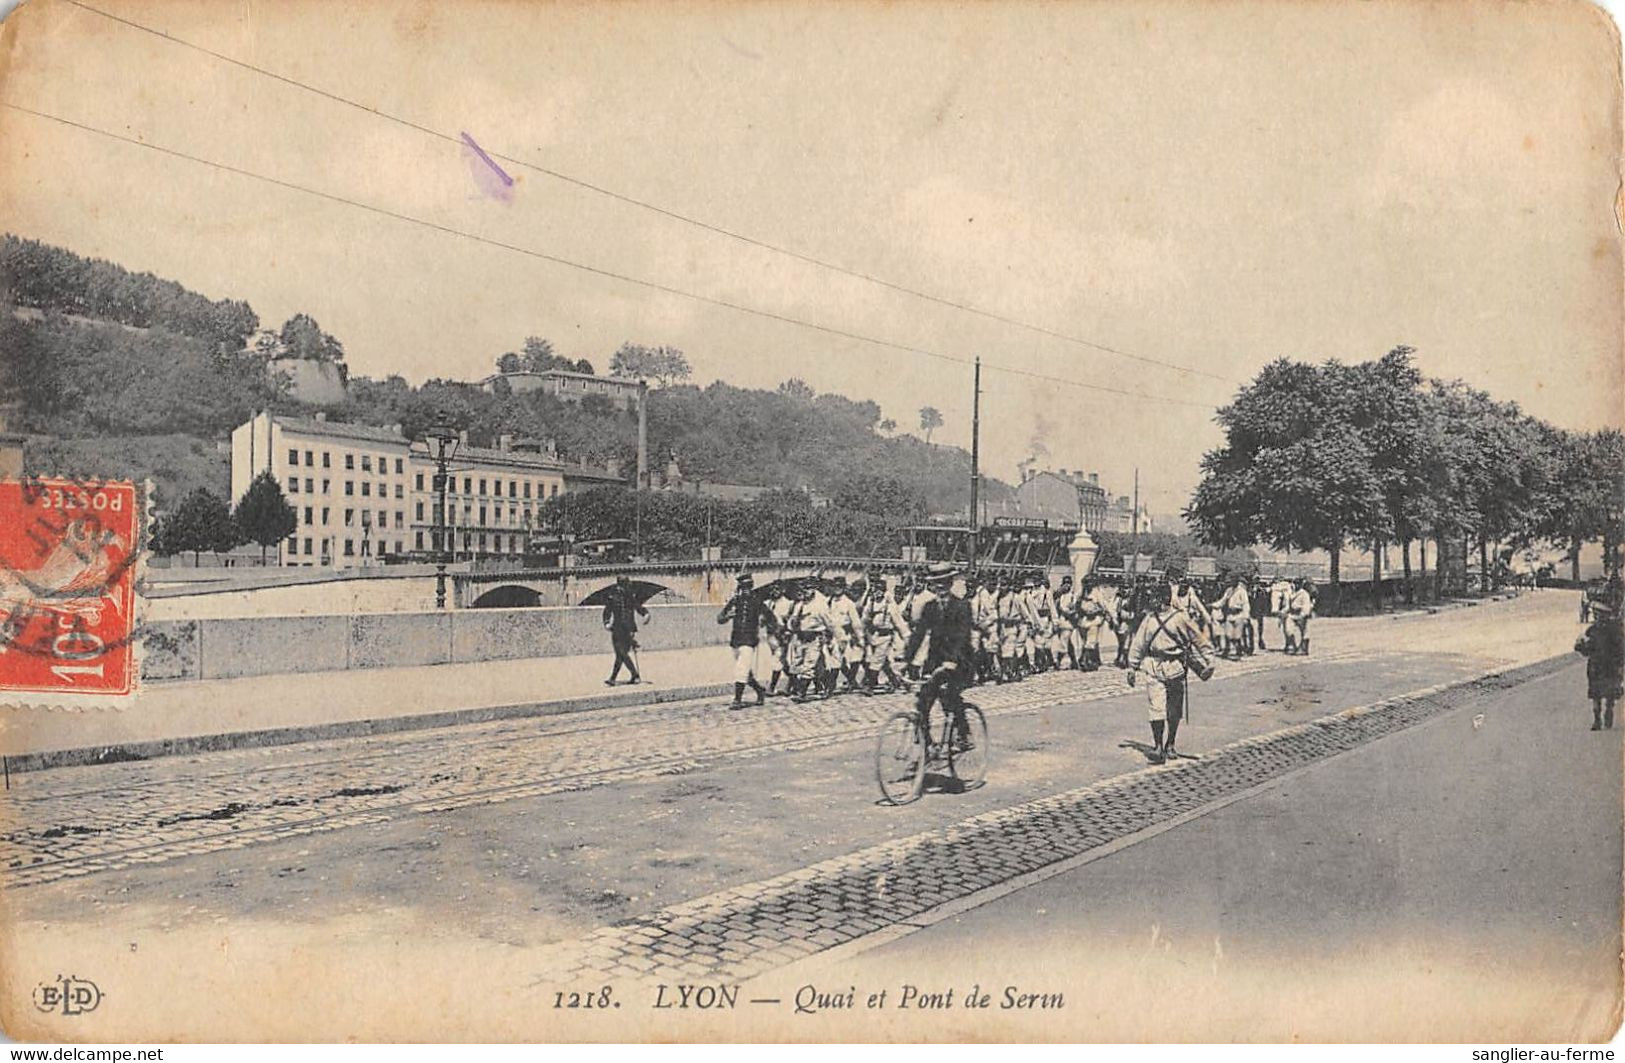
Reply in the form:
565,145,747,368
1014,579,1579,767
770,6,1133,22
874,693,988,805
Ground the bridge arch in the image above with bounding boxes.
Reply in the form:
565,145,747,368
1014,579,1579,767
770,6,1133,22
470,584,545,609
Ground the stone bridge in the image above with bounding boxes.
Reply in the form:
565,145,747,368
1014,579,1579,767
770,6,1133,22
455,556,1073,609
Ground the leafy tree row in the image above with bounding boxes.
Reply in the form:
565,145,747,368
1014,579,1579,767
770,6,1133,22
2,234,259,348
151,474,296,564
1186,347,1624,603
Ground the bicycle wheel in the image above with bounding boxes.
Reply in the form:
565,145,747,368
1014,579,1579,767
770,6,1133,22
947,704,989,791
875,711,927,805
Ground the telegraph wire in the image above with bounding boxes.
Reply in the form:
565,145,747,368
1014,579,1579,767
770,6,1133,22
2,102,1220,410
63,0,1237,387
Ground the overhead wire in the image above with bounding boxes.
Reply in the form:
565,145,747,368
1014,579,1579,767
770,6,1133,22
61,0,1237,388
3,102,1223,411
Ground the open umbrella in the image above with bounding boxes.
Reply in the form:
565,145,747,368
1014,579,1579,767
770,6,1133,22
579,580,671,609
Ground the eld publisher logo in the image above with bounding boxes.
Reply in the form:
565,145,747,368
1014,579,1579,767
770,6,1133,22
33,975,102,1016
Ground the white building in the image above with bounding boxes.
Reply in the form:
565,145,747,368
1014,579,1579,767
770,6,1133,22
232,411,412,567
232,413,617,568
479,369,643,411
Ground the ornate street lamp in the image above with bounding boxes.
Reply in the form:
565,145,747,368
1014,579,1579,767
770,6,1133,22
424,418,461,609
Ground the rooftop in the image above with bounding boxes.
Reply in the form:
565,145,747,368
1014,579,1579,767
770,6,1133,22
270,414,408,447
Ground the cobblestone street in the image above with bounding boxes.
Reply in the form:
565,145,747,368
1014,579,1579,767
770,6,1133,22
0,593,1591,1040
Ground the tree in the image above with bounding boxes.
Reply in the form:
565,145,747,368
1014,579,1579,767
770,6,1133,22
610,343,691,387
879,418,897,434
495,351,523,374
272,313,345,364
1185,359,1386,601
778,378,815,401
233,471,298,562
573,358,595,375
520,336,560,373
155,487,239,565
919,406,943,445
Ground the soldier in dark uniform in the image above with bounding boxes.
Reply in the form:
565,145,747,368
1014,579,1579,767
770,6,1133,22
903,562,977,751
1576,600,1624,730
602,575,649,685
1249,577,1272,653
717,572,774,709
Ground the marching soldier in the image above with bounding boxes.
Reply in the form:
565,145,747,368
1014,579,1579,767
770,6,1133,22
971,573,1000,683
786,581,833,702
1026,575,1058,673
1285,578,1315,654
1126,580,1216,764
1113,577,1144,669
717,573,773,709
829,575,867,695
1269,575,1295,650
889,576,915,683
1249,577,1272,654
995,576,1028,682
766,583,795,695
1216,575,1251,660
1075,579,1110,671
1055,575,1083,670
906,576,937,681
860,572,907,693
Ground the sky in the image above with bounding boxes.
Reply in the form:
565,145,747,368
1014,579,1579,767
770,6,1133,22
1,0,1620,519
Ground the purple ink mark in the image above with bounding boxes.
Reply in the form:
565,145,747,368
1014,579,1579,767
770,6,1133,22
461,131,514,203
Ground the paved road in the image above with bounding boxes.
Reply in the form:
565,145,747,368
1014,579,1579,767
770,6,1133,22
0,593,1599,1041
802,661,1621,1042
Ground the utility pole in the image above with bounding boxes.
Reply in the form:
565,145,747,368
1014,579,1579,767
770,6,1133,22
969,356,981,570
1129,467,1140,578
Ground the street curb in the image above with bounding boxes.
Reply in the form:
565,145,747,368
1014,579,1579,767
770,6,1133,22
0,680,736,775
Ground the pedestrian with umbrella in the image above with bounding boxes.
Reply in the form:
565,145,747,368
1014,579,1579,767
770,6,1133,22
593,575,653,685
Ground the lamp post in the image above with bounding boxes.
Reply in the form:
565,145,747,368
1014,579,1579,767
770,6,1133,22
360,510,373,567
424,419,461,610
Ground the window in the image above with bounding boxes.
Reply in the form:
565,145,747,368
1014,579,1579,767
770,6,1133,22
303,506,313,524
394,484,403,499
322,478,330,494
304,450,314,466
523,482,531,499
343,539,355,556
344,508,354,526
322,452,331,468
378,481,387,498
395,510,404,529
345,454,354,470
288,448,299,465
378,510,388,529
509,480,517,498
493,480,502,498
361,482,371,497
305,478,313,494
415,531,425,550
394,458,403,475
550,483,559,498
344,481,354,496
478,506,487,526
479,479,487,496
321,507,330,526
304,537,313,556
395,540,404,555
478,533,487,550
361,455,372,472
415,472,424,491
463,477,471,494
523,507,532,525
415,501,424,521
289,478,300,494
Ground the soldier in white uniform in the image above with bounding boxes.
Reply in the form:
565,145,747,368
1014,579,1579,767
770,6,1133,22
827,575,866,695
1285,578,1315,655
995,576,1030,682
1269,576,1295,650
971,573,1000,682
765,584,795,695
1127,582,1217,764
786,582,833,702
1056,576,1084,670
1216,576,1252,659
860,573,907,693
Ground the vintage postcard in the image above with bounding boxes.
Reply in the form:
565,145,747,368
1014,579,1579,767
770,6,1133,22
0,0,1620,1045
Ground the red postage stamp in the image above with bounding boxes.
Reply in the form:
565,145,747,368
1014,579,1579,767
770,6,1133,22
0,477,142,698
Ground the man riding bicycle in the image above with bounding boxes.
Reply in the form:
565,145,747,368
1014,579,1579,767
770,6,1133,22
901,562,977,752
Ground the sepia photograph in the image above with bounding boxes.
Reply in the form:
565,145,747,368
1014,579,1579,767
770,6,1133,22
0,0,1621,1045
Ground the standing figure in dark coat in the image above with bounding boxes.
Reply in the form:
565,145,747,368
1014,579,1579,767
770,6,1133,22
602,575,650,685
1576,601,1624,730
